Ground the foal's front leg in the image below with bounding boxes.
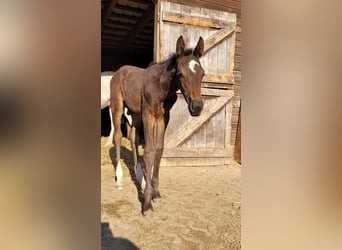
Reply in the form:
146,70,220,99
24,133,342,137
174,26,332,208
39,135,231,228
151,116,166,200
142,111,156,214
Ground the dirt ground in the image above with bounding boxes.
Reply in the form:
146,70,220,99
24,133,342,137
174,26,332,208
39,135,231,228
101,137,241,250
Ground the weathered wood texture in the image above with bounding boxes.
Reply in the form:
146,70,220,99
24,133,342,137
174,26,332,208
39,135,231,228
156,1,236,83
156,1,237,166
166,0,242,159
234,106,241,163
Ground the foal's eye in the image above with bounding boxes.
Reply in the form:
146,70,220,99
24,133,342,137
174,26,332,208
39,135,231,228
176,72,182,77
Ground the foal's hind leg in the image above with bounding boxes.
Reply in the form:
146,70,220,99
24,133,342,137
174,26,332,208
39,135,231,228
111,101,124,190
105,107,114,146
129,114,145,189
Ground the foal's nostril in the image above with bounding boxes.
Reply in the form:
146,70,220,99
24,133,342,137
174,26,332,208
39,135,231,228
191,102,196,111
190,100,203,116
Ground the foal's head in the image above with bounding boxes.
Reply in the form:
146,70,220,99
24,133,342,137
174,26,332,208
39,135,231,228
175,36,205,116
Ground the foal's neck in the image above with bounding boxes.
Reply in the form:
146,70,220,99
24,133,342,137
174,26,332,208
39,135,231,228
155,60,179,100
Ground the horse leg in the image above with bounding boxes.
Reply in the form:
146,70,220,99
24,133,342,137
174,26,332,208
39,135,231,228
141,111,156,214
151,115,167,200
111,101,124,190
129,115,145,188
105,107,114,146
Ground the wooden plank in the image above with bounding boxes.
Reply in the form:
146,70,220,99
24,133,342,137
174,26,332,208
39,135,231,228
206,107,216,147
164,94,192,141
101,0,118,29
215,108,225,147
114,4,147,15
162,11,234,29
103,23,132,30
203,73,234,84
160,157,228,167
156,0,239,162
174,88,234,97
166,0,241,17
217,24,227,75
201,88,234,98
108,13,140,24
101,29,128,36
154,0,161,61
199,7,209,72
206,9,218,75
180,5,191,45
225,101,233,149
165,96,232,147
101,35,124,41
202,82,233,90
234,107,241,163
203,28,235,56
162,148,230,158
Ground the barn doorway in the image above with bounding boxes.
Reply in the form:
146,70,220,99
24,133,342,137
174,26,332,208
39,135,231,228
101,0,155,71
101,0,156,136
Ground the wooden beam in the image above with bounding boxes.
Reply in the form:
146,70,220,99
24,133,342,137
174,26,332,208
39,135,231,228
117,2,155,58
201,88,234,97
203,73,234,84
128,0,153,6
103,22,132,30
115,4,147,15
162,11,234,29
165,96,232,148
101,0,118,30
101,35,124,41
162,148,231,158
203,28,235,56
166,0,241,16
102,29,128,36
107,13,140,24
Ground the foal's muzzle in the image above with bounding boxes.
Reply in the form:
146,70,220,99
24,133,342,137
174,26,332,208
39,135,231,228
189,100,203,116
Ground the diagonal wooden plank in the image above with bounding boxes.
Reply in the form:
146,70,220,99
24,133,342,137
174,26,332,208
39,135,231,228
203,28,235,56
165,96,232,148
203,73,234,84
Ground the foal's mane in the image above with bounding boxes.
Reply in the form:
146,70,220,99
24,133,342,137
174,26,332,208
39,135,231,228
149,49,194,71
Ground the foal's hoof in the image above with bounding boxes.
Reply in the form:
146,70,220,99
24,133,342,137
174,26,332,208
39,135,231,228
152,191,162,201
142,203,153,216
115,183,123,190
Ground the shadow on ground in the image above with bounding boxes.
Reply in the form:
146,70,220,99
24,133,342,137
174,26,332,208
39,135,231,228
101,222,140,250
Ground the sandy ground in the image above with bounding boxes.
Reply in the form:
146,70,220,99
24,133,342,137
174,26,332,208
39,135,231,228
101,137,241,250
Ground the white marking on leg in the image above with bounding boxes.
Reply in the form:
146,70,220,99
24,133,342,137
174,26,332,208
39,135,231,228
136,162,145,189
188,59,199,73
124,107,132,127
116,161,123,190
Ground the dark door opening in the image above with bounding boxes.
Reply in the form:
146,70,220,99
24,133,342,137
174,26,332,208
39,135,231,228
101,0,155,71
101,0,155,137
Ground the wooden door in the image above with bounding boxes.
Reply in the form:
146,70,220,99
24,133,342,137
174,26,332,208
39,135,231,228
155,1,237,166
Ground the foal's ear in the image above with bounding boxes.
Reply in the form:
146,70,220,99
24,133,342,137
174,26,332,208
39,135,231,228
176,36,185,56
193,36,204,58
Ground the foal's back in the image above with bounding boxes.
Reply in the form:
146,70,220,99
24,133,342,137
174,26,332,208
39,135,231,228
111,65,145,113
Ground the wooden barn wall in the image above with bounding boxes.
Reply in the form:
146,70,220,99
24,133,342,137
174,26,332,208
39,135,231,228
156,1,236,166
166,0,241,150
